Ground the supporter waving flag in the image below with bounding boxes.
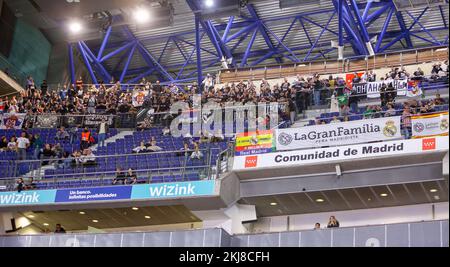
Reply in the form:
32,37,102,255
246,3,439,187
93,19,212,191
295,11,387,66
132,90,149,107
406,80,423,97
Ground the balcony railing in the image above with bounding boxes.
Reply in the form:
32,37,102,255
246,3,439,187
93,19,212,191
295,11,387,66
0,147,225,192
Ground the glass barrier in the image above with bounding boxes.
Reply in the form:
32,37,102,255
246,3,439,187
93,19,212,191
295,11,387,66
0,148,222,192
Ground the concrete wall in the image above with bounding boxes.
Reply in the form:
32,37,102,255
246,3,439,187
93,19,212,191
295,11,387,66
8,18,51,84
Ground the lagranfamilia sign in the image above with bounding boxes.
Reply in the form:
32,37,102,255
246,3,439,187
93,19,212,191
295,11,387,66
275,116,402,151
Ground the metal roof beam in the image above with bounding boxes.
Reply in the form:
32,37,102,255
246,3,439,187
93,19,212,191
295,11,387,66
247,3,282,64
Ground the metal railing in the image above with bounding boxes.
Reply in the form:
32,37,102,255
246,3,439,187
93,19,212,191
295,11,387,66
218,45,449,83
135,102,291,133
0,147,224,191
24,113,137,129
292,76,449,109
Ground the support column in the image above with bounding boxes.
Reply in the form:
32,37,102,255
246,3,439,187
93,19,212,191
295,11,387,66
192,204,257,235
77,42,98,84
195,15,203,92
68,43,76,85
444,152,449,180
338,0,345,60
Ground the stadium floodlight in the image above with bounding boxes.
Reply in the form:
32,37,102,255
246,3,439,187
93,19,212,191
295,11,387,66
68,21,82,33
134,8,151,23
205,0,215,7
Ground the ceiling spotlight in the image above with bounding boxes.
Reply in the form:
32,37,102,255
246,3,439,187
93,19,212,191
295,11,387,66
205,0,214,7
28,215,35,218
270,202,277,206
134,8,150,24
144,216,151,219
380,193,388,197
429,189,438,193
92,220,99,223
132,207,139,211
315,198,325,203
68,21,82,33
43,223,49,226
79,211,86,215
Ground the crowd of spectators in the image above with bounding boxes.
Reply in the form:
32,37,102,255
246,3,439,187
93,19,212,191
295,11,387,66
1,61,448,163
314,93,447,139
1,61,448,130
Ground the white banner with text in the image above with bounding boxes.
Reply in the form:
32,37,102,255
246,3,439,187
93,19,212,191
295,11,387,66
234,136,449,170
275,116,402,151
412,112,449,138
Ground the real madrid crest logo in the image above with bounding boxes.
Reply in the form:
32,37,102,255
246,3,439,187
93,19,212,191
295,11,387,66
278,132,293,146
441,118,449,131
250,135,258,145
414,122,425,133
67,116,76,125
383,120,397,137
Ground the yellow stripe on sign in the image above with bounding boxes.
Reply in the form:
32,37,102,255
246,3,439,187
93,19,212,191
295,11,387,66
412,112,449,120
412,133,449,139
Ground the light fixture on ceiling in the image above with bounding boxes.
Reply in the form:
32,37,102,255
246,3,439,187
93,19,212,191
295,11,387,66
92,220,99,223
132,207,139,211
429,189,438,193
270,202,278,206
380,193,388,197
28,215,35,218
68,21,82,34
144,216,151,219
315,198,325,203
133,8,151,24
205,0,214,8
79,211,86,215
43,223,49,226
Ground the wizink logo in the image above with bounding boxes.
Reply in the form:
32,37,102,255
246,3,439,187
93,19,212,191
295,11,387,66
0,192,40,205
149,183,196,197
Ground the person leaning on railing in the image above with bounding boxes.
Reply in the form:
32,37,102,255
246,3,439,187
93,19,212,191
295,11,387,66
125,168,138,185
327,216,340,228
112,167,126,185
190,143,203,160
16,178,25,193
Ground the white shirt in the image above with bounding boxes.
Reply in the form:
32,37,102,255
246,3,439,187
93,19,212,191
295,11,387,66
16,137,30,149
7,142,16,150
80,153,96,163
99,123,106,134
